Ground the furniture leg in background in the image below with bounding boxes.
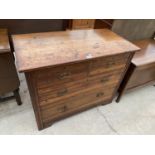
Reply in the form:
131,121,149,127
13,88,22,105
0,29,22,106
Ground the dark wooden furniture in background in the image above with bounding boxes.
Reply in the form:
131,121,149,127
0,19,115,36
12,29,139,130
94,19,114,29
0,19,68,34
116,39,155,102
0,29,22,105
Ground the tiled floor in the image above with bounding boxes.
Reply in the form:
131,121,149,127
0,73,155,134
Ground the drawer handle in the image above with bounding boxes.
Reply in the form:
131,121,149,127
96,92,104,97
58,72,71,80
106,61,116,67
57,105,68,113
100,77,109,83
57,88,68,96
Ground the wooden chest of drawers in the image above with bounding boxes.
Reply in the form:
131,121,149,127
12,29,139,130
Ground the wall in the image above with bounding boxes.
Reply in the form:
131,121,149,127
112,19,155,41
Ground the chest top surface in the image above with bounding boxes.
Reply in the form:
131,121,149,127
0,29,10,53
132,39,155,66
12,29,140,72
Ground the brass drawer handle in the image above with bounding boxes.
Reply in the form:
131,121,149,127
106,61,116,67
57,105,68,113
100,77,109,83
58,72,71,80
96,92,104,97
57,88,68,96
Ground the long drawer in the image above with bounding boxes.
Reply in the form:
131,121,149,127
40,85,115,124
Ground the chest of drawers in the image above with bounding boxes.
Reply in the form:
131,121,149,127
12,29,139,130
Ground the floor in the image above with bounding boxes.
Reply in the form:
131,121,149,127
0,73,155,135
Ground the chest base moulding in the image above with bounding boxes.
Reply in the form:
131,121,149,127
12,29,140,130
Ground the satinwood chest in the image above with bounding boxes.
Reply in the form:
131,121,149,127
12,29,140,130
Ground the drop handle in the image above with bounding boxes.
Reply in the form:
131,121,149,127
96,92,104,97
106,61,116,67
57,88,68,96
100,77,109,83
58,72,71,80
57,105,68,113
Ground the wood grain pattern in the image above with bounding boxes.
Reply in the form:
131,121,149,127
72,19,95,29
0,29,10,53
37,71,121,102
25,72,44,129
12,29,138,130
25,52,131,129
40,85,115,124
43,99,111,128
12,29,140,72
37,68,125,103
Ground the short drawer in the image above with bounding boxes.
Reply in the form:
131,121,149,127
35,61,89,88
89,53,129,76
40,85,115,123
37,69,122,102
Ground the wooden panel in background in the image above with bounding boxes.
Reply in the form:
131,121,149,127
0,29,10,53
72,19,95,29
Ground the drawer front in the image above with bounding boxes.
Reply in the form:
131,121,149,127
36,61,89,88
37,69,122,102
40,85,115,123
89,53,129,76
